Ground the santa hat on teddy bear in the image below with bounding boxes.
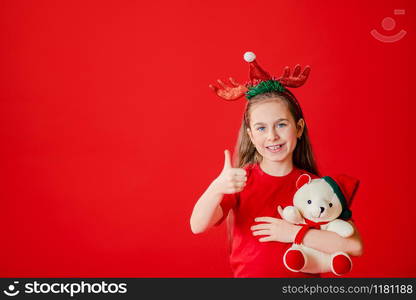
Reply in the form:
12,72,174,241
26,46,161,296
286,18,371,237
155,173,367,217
323,175,360,220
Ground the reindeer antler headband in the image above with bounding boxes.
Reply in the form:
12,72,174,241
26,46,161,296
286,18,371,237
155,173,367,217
209,52,311,101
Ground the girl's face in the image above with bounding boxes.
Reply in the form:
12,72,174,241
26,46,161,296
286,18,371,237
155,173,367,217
247,99,304,167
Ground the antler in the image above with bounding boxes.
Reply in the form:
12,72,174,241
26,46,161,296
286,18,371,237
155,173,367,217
209,77,248,101
278,64,311,88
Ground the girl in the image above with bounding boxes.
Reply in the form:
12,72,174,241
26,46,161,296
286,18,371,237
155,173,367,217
190,52,363,278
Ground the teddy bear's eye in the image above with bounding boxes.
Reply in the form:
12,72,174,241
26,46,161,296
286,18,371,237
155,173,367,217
307,200,312,204
329,203,333,208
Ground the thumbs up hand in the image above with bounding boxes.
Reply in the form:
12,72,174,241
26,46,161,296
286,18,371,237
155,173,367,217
213,150,247,194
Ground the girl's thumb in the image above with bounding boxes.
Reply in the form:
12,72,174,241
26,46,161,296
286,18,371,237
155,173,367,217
223,150,232,170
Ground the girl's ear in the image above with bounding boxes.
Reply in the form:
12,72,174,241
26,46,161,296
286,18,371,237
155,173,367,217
296,118,305,139
296,174,311,189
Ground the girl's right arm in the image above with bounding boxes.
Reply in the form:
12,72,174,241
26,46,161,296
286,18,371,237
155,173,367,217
190,150,247,234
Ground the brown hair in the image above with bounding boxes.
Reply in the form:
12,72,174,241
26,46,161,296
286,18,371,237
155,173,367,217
235,90,319,175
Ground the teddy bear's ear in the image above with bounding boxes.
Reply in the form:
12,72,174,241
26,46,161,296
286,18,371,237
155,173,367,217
296,174,312,189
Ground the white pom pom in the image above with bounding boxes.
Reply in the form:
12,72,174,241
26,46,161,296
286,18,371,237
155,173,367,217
244,51,256,62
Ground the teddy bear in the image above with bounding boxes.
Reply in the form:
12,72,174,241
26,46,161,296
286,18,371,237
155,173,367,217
280,173,359,276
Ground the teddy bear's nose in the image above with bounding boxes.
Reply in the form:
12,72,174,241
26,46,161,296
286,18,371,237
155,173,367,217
320,207,325,213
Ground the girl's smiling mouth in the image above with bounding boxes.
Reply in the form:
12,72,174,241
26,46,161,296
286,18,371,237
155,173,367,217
265,143,285,152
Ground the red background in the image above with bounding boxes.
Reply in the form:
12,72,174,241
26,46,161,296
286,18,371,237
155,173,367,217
1,0,415,277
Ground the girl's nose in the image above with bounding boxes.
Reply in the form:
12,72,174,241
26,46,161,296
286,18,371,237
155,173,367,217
267,129,279,141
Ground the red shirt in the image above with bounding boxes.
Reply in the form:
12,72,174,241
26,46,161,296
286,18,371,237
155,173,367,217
217,164,319,278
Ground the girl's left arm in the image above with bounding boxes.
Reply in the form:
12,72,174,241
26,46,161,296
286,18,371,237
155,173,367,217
251,218,363,256
302,221,363,256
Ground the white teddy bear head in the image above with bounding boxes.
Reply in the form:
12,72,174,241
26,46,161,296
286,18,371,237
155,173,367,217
293,174,345,223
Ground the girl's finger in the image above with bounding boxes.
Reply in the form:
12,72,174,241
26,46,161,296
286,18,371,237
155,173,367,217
232,169,247,176
233,173,247,179
252,229,270,236
277,205,284,218
226,187,240,194
259,236,274,242
234,187,244,193
234,182,246,189
234,176,247,183
254,217,280,223
250,224,271,231
234,182,245,189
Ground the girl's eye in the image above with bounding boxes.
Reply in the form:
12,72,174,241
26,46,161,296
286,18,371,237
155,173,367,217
307,200,312,204
277,123,287,128
256,127,265,132
329,203,333,208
